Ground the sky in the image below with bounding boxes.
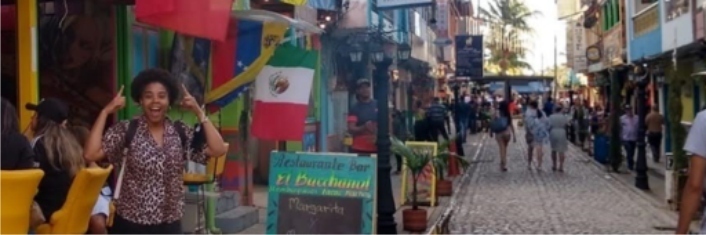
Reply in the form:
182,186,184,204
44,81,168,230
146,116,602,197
474,0,567,74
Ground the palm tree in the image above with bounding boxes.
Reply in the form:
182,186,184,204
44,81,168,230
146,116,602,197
480,0,541,74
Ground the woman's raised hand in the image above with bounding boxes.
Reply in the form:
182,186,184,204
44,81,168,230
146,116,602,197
104,85,126,114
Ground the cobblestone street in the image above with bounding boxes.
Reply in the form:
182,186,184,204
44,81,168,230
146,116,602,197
450,128,677,234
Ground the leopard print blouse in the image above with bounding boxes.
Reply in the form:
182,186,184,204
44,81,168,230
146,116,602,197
103,116,207,225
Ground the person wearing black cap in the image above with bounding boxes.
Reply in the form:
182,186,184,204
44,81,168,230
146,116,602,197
26,97,87,221
348,78,378,154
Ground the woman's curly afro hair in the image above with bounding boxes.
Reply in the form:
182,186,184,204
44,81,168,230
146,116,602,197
130,68,181,105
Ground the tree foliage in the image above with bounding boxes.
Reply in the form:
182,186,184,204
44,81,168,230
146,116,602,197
479,0,541,75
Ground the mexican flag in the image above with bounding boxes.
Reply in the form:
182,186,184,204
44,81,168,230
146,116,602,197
251,46,318,141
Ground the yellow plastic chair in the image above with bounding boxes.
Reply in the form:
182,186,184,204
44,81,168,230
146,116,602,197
36,165,113,234
183,143,229,233
0,169,45,234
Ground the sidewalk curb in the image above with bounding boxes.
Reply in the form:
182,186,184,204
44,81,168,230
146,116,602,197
425,134,488,234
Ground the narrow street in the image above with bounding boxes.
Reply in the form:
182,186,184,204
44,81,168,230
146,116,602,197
450,128,678,234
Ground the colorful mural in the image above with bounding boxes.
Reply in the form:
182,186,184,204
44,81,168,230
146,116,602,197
38,0,115,126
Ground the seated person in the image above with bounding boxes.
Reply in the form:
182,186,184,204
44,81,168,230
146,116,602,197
70,125,110,234
27,98,85,221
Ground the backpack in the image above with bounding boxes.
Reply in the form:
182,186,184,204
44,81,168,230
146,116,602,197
490,116,509,133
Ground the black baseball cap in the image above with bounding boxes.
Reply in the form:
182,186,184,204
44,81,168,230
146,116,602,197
25,98,69,123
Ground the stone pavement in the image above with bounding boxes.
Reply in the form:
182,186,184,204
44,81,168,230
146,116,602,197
449,128,679,234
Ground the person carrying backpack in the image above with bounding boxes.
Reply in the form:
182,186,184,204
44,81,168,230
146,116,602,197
83,69,227,234
489,101,516,171
426,97,449,141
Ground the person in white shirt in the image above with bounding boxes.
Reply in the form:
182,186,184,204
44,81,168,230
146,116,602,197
676,110,706,234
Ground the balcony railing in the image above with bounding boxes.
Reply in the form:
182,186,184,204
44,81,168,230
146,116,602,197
632,3,659,37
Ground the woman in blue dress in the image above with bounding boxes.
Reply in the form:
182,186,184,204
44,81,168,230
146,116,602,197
523,100,550,170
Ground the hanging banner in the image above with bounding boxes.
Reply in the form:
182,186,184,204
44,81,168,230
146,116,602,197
455,35,484,79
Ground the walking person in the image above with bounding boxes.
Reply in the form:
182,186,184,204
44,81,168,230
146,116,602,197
620,105,639,171
676,109,706,234
468,96,479,134
413,101,432,141
523,100,549,170
455,96,472,143
426,97,449,141
490,101,516,171
548,106,571,172
83,68,227,234
574,101,589,150
644,106,664,163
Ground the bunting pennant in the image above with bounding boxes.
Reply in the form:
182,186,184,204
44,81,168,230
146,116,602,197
207,19,288,111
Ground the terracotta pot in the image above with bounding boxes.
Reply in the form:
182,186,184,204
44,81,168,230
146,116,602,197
436,179,453,196
402,208,428,232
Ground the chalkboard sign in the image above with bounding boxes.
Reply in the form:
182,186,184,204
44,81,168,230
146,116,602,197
266,152,377,234
275,193,364,234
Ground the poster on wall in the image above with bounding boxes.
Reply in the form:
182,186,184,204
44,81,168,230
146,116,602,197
266,152,377,234
38,0,115,126
170,35,211,105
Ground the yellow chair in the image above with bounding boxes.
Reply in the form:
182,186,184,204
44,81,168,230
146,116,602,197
0,169,45,234
183,143,229,233
36,166,113,234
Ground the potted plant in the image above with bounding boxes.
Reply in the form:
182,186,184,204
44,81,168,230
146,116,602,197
392,137,431,233
432,137,470,196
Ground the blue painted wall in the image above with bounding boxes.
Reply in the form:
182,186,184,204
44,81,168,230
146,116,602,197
629,28,662,62
626,0,662,62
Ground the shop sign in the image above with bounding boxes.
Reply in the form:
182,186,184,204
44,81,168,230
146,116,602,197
586,45,601,62
376,0,434,10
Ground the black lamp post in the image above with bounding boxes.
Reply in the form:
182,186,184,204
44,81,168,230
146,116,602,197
632,62,650,190
350,41,411,234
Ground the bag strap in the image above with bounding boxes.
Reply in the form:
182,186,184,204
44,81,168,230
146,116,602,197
114,120,139,200
172,121,189,150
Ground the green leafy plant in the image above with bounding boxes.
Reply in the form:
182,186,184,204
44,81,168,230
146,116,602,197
391,137,432,210
432,137,470,181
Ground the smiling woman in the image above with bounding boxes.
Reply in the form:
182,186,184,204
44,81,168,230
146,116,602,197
82,68,226,234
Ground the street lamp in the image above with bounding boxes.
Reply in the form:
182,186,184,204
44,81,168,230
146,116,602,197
347,36,411,234
397,43,412,61
631,62,650,190
349,44,364,63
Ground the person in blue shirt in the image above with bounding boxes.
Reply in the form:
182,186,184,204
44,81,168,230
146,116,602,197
543,97,555,116
455,96,472,143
